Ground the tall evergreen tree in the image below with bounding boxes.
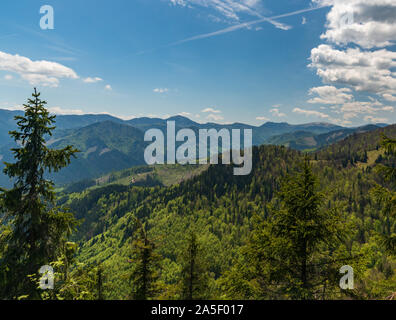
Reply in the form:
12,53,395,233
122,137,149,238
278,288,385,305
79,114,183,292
238,158,348,299
372,135,396,254
179,230,210,300
128,218,160,300
0,88,78,299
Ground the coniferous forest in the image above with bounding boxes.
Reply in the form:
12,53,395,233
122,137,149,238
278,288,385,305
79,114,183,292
0,90,395,301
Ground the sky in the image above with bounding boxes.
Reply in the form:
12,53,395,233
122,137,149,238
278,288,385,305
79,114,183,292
0,0,395,127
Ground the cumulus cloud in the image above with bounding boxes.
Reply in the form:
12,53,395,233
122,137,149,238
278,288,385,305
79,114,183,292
313,0,396,49
0,51,78,87
309,45,396,95
383,93,396,102
308,0,396,124
308,86,353,104
4,74,13,80
340,101,393,117
105,84,112,91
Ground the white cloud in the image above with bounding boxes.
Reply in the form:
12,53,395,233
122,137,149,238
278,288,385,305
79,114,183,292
0,104,24,111
1,104,84,115
153,88,168,93
256,116,270,121
308,86,353,104
313,0,396,49
4,74,13,80
340,101,392,115
270,108,286,117
329,100,394,120
0,51,78,87
202,107,222,113
309,44,396,95
83,77,103,83
383,93,396,102
302,17,307,25
105,84,112,91
382,106,394,112
206,113,224,121
293,107,330,119
0,103,137,120
178,112,193,117
364,115,389,123
308,0,396,125
48,106,85,115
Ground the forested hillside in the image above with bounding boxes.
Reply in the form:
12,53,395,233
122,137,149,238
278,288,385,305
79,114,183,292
59,135,395,299
0,93,395,300
266,125,381,151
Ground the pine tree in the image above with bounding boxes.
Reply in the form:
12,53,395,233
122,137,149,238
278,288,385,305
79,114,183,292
128,218,160,300
179,230,210,300
0,88,79,299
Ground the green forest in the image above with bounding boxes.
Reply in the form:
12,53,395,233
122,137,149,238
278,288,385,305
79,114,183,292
0,90,395,300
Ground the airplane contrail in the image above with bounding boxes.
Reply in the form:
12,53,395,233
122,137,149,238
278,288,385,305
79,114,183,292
169,5,330,46
135,5,330,55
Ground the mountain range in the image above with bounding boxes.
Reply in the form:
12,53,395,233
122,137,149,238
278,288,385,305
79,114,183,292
0,108,390,187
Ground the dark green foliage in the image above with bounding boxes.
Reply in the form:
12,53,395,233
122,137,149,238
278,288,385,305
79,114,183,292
128,218,161,300
179,231,210,300
265,125,379,151
67,135,396,299
371,135,396,255
225,159,351,299
316,124,396,167
0,89,78,299
63,179,96,194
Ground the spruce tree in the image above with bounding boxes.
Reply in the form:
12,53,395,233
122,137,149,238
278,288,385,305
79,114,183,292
0,88,78,299
129,218,160,300
179,230,210,300
241,158,348,299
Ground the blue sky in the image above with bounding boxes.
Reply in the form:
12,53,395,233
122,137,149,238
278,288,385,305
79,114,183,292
0,0,395,126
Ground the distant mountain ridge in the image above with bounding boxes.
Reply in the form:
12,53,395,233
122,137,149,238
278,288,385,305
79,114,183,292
0,108,347,148
266,124,382,151
0,108,391,187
